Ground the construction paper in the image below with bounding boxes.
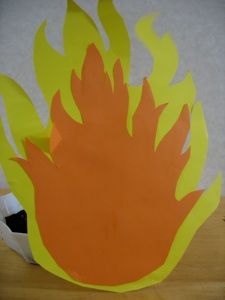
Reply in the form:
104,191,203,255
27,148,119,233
97,0,130,80
16,45,201,285
176,102,208,200
135,15,196,147
16,45,220,288
34,0,130,122
0,120,79,283
0,0,222,293
0,75,46,155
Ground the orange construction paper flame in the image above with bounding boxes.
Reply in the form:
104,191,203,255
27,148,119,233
16,45,202,285
0,0,221,292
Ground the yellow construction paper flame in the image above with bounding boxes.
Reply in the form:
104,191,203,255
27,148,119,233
0,0,221,292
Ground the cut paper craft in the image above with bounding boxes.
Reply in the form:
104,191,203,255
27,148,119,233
0,0,222,293
16,45,203,285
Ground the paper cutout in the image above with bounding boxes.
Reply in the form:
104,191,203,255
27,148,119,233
0,0,222,292
176,102,208,200
0,75,46,154
34,0,130,122
15,45,202,285
0,119,75,284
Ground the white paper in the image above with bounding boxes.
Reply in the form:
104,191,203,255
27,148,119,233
0,193,36,264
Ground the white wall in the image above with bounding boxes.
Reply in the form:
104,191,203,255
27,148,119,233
0,0,224,193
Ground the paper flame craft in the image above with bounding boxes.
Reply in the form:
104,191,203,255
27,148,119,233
0,0,221,292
